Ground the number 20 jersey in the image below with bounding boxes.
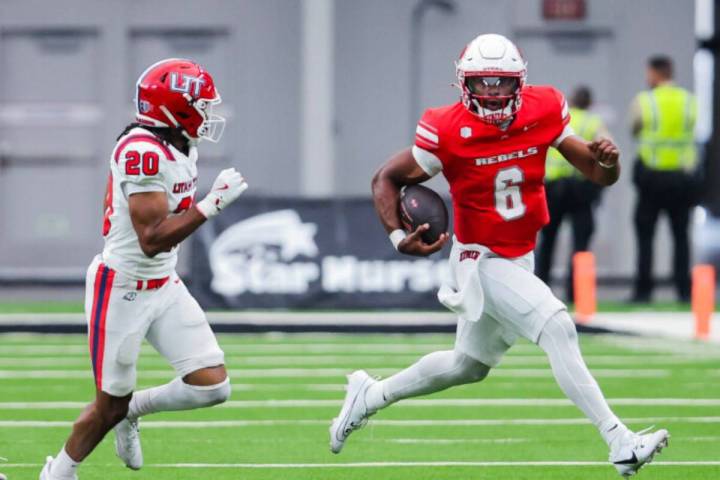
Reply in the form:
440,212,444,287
413,85,571,258
102,127,198,279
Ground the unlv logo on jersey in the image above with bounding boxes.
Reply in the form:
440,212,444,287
169,72,206,97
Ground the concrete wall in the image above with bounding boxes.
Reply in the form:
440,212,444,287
334,0,696,280
0,0,696,280
0,0,301,277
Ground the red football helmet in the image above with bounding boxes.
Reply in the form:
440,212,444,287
135,58,225,142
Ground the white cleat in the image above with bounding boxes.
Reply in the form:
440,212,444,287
39,456,78,480
329,370,377,454
114,417,143,470
610,427,669,477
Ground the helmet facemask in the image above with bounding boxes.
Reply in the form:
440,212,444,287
454,34,528,125
187,94,226,143
459,72,523,125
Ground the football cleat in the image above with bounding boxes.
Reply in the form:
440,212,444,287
329,370,377,454
114,417,143,470
609,426,669,477
39,456,78,480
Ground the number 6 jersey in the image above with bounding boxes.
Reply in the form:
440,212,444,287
102,127,198,279
412,85,573,258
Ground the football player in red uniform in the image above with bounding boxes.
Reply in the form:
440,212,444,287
330,34,668,477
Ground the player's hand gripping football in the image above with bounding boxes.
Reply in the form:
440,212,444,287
589,137,619,168
397,224,449,257
195,168,249,219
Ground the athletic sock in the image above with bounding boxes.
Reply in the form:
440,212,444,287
600,416,630,446
364,381,388,413
50,446,79,478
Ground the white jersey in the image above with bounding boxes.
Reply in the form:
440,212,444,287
102,127,198,279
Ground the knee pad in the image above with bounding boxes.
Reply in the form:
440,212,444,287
452,351,491,384
183,377,231,408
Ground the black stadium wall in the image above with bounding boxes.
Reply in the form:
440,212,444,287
190,197,453,310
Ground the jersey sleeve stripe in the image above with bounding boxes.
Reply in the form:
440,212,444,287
561,99,569,119
418,120,438,133
113,135,175,163
415,136,438,151
416,125,439,145
412,145,443,176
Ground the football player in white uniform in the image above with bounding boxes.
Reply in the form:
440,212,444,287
40,59,248,480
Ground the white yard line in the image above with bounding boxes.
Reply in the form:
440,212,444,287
0,344,457,355
0,368,671,379
1,416,718,428
0,343,555,355
386,438,529,445
0,311,457,326
685,436,720,442
596,335,720,355
1,398,719,410
1,461,719,468
590,312,720,344
152,461,720,468
0,354,714,367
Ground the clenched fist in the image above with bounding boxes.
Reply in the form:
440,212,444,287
195,168,248,219
589,138,620,168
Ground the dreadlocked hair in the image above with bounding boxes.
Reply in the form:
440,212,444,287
116,122,179,146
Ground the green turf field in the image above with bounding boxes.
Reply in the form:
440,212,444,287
0,332,718,479
0,300,694,314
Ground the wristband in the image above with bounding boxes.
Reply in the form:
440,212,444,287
389,229,407,250
195,196,218,219
597,159,617,169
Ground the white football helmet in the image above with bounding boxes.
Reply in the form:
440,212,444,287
455,34,527,125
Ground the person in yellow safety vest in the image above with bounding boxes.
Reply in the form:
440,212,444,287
536,86,611,302
629,55,699,303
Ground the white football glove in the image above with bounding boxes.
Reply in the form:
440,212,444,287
195,168,248,219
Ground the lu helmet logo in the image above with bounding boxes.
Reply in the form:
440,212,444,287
169,73,206,97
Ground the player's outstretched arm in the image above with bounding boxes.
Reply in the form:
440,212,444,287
557,136,621,186
371,148,449,256
129,168,248,258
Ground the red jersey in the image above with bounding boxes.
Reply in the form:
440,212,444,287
413,85,571,258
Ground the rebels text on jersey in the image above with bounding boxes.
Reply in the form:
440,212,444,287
413,85,572,258
102,127,198,279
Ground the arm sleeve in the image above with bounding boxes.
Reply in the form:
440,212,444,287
413,109,444,176
551,124,577,148
412,145,443,177
114,140,168,198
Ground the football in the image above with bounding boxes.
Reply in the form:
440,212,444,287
399,184,449,244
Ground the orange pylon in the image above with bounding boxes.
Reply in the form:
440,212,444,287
692,265,715,341
573,251,596,323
